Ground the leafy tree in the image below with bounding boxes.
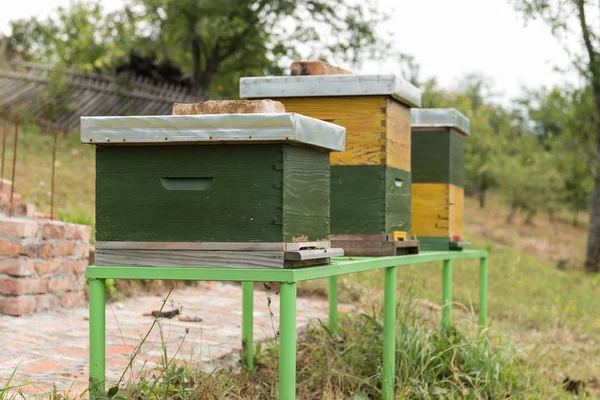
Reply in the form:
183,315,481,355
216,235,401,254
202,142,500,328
518,86,595,224
512,0,600,272
6,0,390,98
6,1,137,70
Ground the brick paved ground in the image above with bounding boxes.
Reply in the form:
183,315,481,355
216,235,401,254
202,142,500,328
0,282,349,398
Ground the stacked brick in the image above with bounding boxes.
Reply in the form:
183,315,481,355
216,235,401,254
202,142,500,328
0,216,91,316
0,178,53,219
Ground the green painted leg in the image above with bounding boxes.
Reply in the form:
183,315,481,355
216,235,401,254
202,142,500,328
382,266,397,400
279,282,297,400
328,276,338,334
242,281,254,370
479,257,488,329
442,259,453,328
89,278,106,399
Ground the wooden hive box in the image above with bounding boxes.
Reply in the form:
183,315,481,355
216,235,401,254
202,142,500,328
411,108,471,251
240,74,422,256
81,112,346,268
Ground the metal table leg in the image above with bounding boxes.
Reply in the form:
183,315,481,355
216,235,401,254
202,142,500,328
89,278,106,399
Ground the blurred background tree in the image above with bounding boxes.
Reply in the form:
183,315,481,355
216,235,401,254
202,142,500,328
511,0,600,273
6,0,390,98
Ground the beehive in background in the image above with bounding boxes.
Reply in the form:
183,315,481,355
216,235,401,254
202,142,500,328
240,63,422,256
81,101,347,268
411,108,471,251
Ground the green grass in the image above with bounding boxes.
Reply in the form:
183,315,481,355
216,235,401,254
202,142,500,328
112,291,547,400
0,122,95,228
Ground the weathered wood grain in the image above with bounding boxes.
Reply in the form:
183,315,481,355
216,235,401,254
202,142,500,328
285,241,330,251
96,241,286,251
95,249,335,268
95,250,286,268
330,234,387,241
330,239,419,256
282,145,331,242
97,240,333,251
284,248,344,260
278,96,388,166
385,98,411,171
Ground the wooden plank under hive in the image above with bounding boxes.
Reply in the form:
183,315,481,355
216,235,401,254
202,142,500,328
240,73,422,256
411,108,471,251
81,106,347,268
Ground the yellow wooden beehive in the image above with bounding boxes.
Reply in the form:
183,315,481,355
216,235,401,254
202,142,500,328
240,71,423,256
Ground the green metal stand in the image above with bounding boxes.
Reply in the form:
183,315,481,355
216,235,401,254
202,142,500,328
242,281,254,370
382,266,397,400
89,278,106,398
479,256,488,328
442,259,453,327
279,283,297,399
328,276,338,334
87,250,488,400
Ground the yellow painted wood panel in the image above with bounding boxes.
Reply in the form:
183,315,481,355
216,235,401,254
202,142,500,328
411,183,449,238
411,183,464,238
449,184,464,239
278,96,387,166
279,96,387,120
385,99,411,171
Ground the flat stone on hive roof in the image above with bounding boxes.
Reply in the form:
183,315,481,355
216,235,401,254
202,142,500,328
290,61,352,76
173,100,285,115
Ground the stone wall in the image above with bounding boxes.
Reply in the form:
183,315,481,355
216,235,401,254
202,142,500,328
0,213,90,316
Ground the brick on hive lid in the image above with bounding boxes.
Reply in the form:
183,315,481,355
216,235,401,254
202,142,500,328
290,61,352,76
172,99,285,115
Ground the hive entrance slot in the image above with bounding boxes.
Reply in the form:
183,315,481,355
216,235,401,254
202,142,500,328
394,178,404,188
160,177,214,191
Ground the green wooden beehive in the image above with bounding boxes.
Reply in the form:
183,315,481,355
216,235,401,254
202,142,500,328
411,108,471,251
81,112,346,269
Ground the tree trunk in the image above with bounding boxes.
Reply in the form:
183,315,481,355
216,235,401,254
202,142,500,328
572,209,578,227
584,131,600,273
506,193,518,224
478,180,487,209
576,0,599,273
191,37,205,96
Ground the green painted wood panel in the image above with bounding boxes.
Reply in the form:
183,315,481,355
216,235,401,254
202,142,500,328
418,237,465,251
411,129,465,187
282,146,331,242
330,165,386,234
449,132,465,188
330,165,412,235
385,168,411,234
411,130,450,184
96,145,285,242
